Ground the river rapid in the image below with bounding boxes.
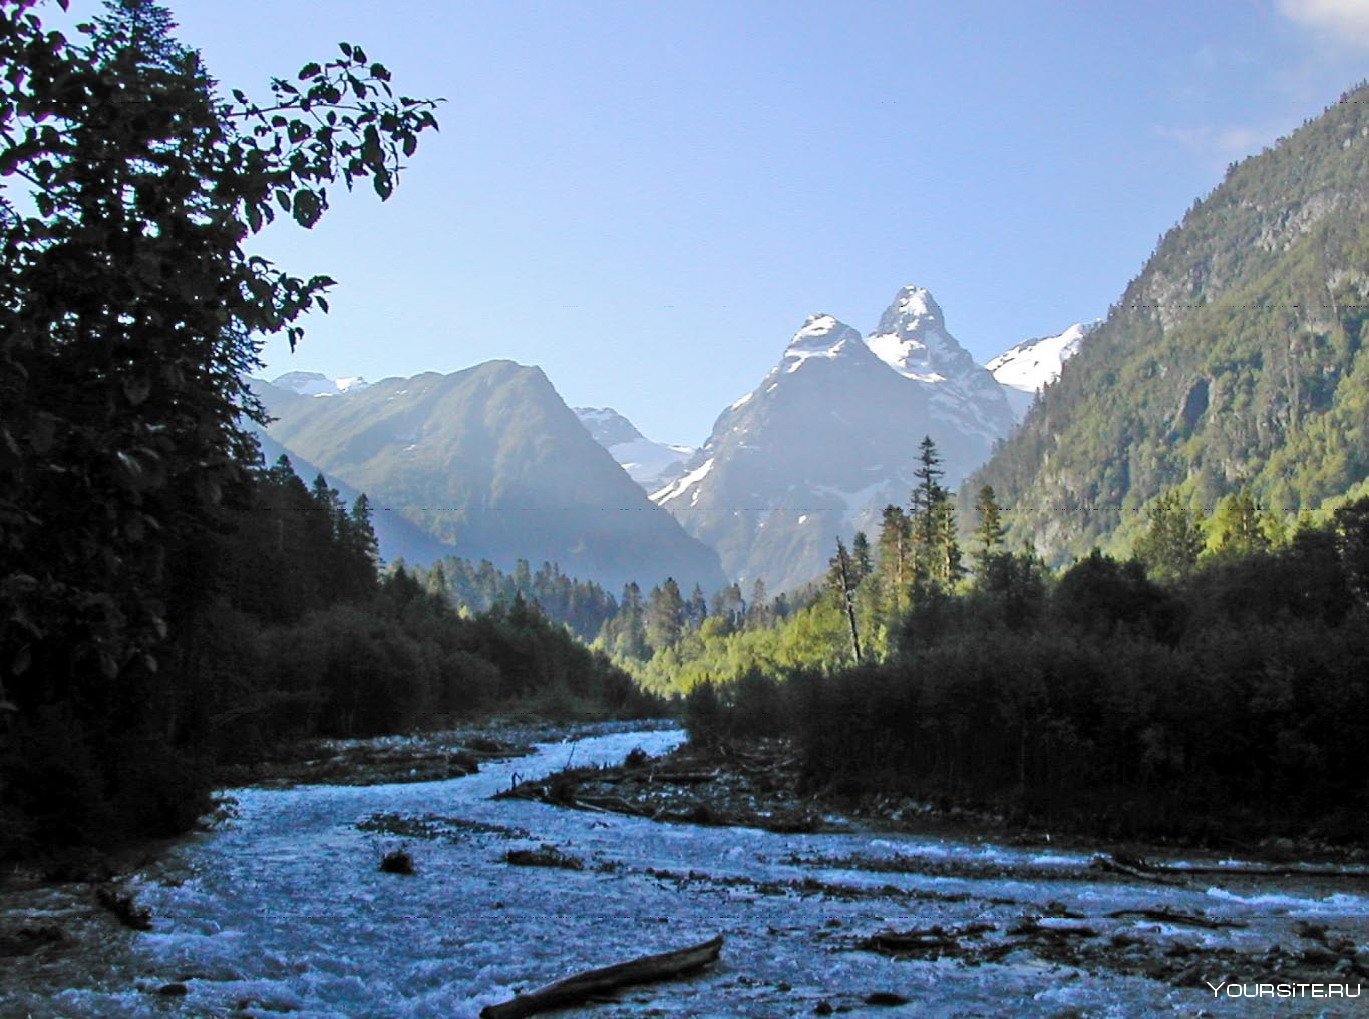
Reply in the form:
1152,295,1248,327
3,726,1366,1017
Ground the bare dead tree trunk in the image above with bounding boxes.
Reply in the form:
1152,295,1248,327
832,537,862,665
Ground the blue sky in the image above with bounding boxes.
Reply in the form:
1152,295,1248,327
103,2,1369,441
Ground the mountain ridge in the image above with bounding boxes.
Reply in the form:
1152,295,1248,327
252,361,726,592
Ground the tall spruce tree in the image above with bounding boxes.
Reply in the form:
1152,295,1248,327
645,577,684,651
972,484,1008,577
909,436,961,588
877,504,911,617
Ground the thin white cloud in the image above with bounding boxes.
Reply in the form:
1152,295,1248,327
1279,0,1369,51
1153,123,1268,164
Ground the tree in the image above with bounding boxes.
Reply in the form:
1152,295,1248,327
0,0,437,850
850,531,873,582
908,437,961,589
877,504,910,617
910,436,946,554
1205,490,1270,560
645,578,684,651
828,537,863,664
684,583,708,631
972,485,1007,577
1333,496,1369,606
1132,491,1205,583
747,578,770,628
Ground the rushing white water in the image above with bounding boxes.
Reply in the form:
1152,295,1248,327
5,728,1366,1017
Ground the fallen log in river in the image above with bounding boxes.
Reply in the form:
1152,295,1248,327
479,935,724,1019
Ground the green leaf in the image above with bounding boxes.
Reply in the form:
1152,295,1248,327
299,61,322,79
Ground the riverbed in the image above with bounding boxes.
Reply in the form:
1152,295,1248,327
3,727,1366,1017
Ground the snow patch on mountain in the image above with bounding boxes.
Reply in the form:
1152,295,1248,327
651,457,715,507
272,372,370,398
573,406,693,491
987,322,1096,421
782,314,865,373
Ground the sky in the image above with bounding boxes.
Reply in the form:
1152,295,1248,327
65,1,1369,443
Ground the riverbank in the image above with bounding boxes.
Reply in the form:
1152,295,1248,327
498,734,1369,868
4,725,1367,1017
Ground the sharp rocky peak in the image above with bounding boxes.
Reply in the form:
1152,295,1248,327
866,284,971,383
874,284,946,336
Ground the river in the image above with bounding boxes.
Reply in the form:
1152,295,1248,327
3,727,1366,1017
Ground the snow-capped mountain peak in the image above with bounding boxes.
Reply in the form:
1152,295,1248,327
987,322,1094,392
272,372,370,398
987,321,1097,420
781,314,864,372
865,284,965,383
648,292,1018,592
880,284,946,333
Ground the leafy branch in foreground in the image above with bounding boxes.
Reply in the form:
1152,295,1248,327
0,0,438,852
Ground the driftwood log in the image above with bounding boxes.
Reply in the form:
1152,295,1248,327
1090,853,1187,886
479,935,724,1019
1107,907,1247,929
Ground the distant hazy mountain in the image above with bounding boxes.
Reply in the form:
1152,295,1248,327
574,407,693,491
987,322,1095,421
651,286,1015,591
271,371,371,397
969,81,1369,562
253,363,725,592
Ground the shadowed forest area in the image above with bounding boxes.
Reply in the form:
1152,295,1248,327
0,0,652,861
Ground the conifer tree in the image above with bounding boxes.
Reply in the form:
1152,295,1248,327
851,531,873,582
747,578,770,628
685,583,708,631
973,484,1008,577
646,578,684,651
908,437,961,588
877,504,911,616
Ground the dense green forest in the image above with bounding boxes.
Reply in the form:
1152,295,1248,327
0,1,650,861
678,454,1369,844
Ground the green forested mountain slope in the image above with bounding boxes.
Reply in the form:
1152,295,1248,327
970,82,1369,561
